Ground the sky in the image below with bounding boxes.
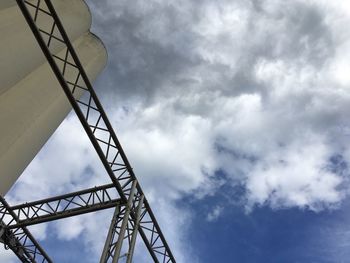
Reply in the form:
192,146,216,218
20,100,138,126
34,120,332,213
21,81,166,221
3,0,350,262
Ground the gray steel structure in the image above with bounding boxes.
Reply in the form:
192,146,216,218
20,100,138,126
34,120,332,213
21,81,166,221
0,1,176,262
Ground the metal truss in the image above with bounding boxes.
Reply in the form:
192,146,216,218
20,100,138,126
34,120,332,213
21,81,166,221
0,184,124,263
0,197,52,263
7,184,124,229
100,181,145,263
4,0,177,262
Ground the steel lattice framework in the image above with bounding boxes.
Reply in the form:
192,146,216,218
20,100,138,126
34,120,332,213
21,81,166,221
0,1,176,262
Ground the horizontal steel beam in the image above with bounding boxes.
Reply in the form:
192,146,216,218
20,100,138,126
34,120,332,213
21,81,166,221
7,184,125,229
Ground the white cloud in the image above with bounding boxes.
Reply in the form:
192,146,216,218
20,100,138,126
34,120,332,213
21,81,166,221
0,247,17,263
207,205,224,222
246,140,343,210
113,102,217,199
85,0,350,210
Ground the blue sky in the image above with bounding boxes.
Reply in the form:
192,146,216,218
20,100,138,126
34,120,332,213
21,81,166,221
179,186,350,263
3,0,350,262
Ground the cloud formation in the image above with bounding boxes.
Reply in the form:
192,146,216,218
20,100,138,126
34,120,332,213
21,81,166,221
3,0,350,261
86,0,350,210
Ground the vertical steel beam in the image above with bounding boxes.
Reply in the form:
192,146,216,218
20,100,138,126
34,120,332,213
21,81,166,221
100,206,121,263
126,195,144,263
112,180,137,263
100,180,138,263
